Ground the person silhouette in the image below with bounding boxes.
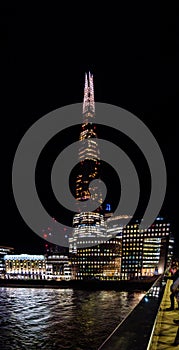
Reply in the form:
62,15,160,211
165,269,179,311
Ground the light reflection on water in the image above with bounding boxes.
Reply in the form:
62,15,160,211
0,287,145,350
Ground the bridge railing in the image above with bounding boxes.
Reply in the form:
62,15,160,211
98,274,167,350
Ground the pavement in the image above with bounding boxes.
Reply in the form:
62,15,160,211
148,279,179,349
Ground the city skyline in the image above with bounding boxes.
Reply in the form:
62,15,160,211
7,65,178,256
0,213,174,281
2,9,177,254
4,65,178,256
1,4,178,349
2,64,177,262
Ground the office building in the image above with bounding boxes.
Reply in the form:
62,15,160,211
4,254,46,279
46,255,72,280
121,217,173,279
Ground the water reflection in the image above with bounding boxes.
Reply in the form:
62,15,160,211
0,287,145,350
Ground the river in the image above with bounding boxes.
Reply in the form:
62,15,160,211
0,287,145,350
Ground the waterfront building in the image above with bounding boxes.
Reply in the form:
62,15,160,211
4,254,46,279
46,255,72,280
121,217,173,279
69,73,174,281
71,236,121,280
69,211,108,254
0,246,14,278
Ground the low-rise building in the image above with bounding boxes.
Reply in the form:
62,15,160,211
0,246,14,278
46,255,72,280
4,254,46,279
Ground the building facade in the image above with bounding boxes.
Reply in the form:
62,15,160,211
69,212,108,254
4,254,46,279
46,255,72,280
0,246,14,278
71,237,121,280
121,217,173,279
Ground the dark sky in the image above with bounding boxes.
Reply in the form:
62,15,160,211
2,4,179,256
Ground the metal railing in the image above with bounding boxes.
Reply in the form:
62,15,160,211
98,274,166,350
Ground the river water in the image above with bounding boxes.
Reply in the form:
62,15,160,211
0,287,145,350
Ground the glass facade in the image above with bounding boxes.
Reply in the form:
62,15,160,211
121,218,173,280
75,74,102,208
70,73,122,279
69,212,108,253
69,73,174,281
72,239,121,280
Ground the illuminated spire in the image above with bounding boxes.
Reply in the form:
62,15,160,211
89,72,95,113
83,73,89,114
82,72,95,115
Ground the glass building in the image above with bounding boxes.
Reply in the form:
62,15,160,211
121,217,173,279
72,238,121,280
69,73,121,280
75,72,102,209
69,74,174,281
69,212,108,254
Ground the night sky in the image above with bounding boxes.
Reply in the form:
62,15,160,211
2,4,178,256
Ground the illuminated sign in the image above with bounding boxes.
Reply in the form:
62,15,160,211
106,204,111,211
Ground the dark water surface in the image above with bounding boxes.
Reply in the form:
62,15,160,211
0,287,145,350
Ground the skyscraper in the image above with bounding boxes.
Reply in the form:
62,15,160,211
75,72,102,207
69,72,109,256
69,74,173,281
69,73,121,279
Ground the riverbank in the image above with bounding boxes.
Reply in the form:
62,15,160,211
0,276,158,291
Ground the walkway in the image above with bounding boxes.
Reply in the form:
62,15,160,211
148,279,179,349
